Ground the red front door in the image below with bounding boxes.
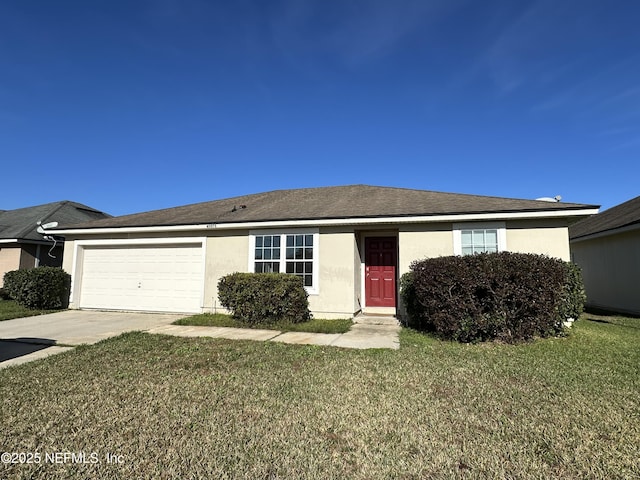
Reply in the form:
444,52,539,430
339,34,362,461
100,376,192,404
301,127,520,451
365,237,397,307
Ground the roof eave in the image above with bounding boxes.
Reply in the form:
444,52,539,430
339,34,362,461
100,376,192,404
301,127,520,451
0,238,62,245
51,208,600,236
570,221,640,243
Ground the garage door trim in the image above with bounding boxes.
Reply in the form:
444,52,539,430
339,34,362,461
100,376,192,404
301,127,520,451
70,237,207,313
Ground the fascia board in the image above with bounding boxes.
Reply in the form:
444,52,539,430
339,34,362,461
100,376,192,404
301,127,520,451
51,208,600,236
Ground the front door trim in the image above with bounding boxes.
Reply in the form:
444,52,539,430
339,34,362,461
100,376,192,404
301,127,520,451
362,235,398,310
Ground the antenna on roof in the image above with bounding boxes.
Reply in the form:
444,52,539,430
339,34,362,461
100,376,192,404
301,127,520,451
36,221,60,258
536,196,562,203
36,221,59,234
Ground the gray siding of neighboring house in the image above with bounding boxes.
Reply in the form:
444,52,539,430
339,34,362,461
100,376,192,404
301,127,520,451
571,228,640,316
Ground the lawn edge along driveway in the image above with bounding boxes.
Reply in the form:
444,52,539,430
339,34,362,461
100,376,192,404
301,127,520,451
0,310,185,369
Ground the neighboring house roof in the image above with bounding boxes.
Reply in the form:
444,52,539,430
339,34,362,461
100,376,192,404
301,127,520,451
0,201,111,242
569,195,640,240
54,185,598,231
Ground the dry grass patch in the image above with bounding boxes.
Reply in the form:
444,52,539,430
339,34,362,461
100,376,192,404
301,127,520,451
1,314,638,479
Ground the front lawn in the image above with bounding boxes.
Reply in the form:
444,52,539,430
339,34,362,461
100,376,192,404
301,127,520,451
174,312,353,334
1,314,638,478
0,299,59,321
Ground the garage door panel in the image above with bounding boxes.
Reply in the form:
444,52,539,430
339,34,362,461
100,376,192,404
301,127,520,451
79,244,203,313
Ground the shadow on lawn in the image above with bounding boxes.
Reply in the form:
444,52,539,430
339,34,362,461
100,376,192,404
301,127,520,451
584,317,640,329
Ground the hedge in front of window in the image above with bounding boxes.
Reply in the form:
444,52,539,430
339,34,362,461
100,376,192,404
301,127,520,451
3,267,71,310
400,252,585,343
217,272,311,324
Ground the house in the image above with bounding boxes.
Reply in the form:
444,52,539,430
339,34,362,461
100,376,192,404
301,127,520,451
50,185,598,318
0,201,110,287
569,195,640,316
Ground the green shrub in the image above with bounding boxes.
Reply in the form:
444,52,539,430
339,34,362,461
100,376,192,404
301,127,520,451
400,252,584,343
3,267,71,310
399,272,419,325
558,262,586,321
217,272,311,324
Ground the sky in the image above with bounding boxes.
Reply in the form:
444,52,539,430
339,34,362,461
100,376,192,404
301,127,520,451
2,0,639,216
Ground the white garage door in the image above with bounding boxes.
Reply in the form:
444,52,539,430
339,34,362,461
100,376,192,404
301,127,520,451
79,244,203,313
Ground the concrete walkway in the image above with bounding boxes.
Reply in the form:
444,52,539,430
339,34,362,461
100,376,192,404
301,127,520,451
0,312,401,370
147,315,401,350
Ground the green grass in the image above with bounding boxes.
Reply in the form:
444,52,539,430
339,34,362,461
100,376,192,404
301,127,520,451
0,299,60,321
1,313,638,479
174,313,353,334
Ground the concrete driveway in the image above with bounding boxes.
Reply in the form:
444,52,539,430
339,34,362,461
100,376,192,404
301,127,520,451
0,310,185,369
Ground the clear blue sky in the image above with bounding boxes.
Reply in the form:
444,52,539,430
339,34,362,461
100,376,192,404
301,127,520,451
2,0,638,216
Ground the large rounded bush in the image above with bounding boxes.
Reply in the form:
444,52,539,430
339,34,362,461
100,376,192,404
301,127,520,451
3,267,71,310
218,272,311,324
400,252,585,343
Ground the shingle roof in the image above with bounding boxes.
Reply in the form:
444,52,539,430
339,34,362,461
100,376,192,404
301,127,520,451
569,195,640,240
0,201,110,241
54,185,597,230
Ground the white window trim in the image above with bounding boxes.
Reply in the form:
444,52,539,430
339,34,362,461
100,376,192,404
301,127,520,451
248,228,319,295
453,222,506,256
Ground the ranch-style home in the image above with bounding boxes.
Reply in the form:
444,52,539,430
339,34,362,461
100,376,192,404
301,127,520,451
51,185,598,318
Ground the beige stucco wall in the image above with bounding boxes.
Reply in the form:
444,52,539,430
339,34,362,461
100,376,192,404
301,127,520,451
398,223,454,275
202,231,249,313
63,229,359,318
0,243,62,287
60,216,576,317
309,227,358,318
506,219,571,261
61,240,75,274
397,219,572,266
0,247,21,287
200,227,358,318
571,229,640,315
353,234,363,313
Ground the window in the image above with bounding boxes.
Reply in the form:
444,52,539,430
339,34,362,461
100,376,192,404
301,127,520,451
453,222,506,256
285,234,314,287
250,230,319,292
461,229,498,255
254,235,281,273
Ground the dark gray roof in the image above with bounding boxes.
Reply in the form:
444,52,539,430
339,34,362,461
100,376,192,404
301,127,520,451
570,195,640,240
55,185,597,231
0,201,110,241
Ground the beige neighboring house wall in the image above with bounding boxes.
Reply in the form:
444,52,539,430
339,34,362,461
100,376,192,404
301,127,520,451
0,244,63,287
0,247,22,287
571,229,640,316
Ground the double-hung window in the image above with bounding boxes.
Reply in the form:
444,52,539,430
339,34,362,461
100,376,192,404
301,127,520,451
453,222,506,256
254,235,281,272
284,234,314,287
461,229,499,255
250,230,319,293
